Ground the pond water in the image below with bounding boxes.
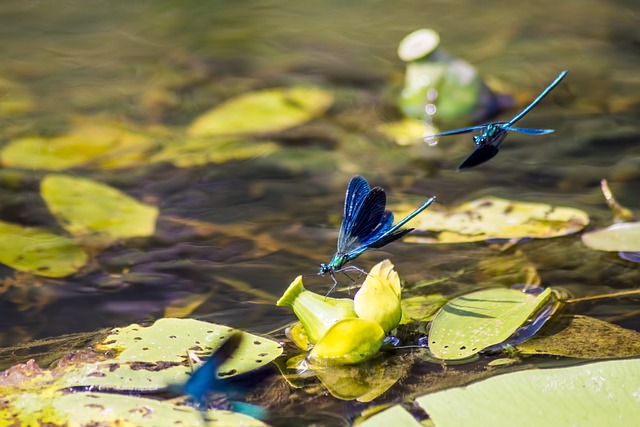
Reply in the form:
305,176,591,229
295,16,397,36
0,0,639,424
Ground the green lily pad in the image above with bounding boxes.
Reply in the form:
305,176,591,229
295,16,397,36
1,122,155,171
0,220,88,278
1,389,268,427
41,174,159,244
416,358,640,427
150,137,279,167
187,86,333,137
428,287,552,360
582,222,640,252
94,318,283,380
517,315,640,359
395,197,589,243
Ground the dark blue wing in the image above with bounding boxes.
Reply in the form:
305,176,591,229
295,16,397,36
507,127,554,135
343,176,370,226
458,145,500,170
337,187,387,254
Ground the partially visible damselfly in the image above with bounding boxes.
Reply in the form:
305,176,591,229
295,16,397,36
424,70,568,170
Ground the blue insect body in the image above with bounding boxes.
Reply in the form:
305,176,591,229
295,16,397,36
424,70,568,170
183,332,267,419
319,176,435,291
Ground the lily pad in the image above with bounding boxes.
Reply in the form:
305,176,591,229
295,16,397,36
376,118,431,146
582,222,640,252
0,220,88,278
396,197,589,243
41,174,159,244
95,318,283,379
1,122,155,170
416,358,640,427
400,294,448,324
428,287,552,360
517,315,640,359
150,137,279,167
1,389,268,427
187,86,333,137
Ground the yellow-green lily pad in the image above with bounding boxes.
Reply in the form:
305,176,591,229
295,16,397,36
1,389,268,427
0,220,88,278
400,294,448,324
1,122,155,171
187,86,333,137
396,197,589,243
41,174,159,244
94,318,283,380
428,287,552,360
416,358,640,427
150,137,279,167
582,222,640,252
517,314,640,359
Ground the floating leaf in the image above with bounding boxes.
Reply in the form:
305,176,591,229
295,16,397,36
517,315,640,359
41,174,159,244
188,86,333,137
376,118,429,146
582,222,640,252
416,358,640,427
428,287,552,360
94,318,282,380
0,220,88,278
150,137,279,167
395,197,589,243
0,77,34,115
1,122,154,170
1,388,268,427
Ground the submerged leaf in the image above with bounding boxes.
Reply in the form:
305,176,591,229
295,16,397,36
416,358,640,427
400,294,448,324
1,122,154,171
314,354,413,402
41,174,159,244
150,137,279,167
396,197,589,243
582,222,640,252
188,86,333,137
428,287,552,360
517,315,640,359
0,220,88,278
